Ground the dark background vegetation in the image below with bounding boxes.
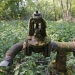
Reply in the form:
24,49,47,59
0,0,75,75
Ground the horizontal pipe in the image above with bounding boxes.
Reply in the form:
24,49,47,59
51,42,75,52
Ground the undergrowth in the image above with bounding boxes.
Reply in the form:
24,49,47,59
0,20,75,75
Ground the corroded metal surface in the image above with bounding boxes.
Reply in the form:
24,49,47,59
29,10,46,37
51,42,75,52
51,42,75,72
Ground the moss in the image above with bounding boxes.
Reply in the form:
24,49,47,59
66,68,73,75
60,72,64,75
49,60,56,69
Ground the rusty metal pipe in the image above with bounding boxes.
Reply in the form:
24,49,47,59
51,42,75,52
51,42,75,72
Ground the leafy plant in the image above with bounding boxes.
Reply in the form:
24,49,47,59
0,20,75,75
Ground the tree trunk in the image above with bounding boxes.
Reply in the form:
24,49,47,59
70,1,72,13
66,0,69,17
53,0,57,21
61,0,64,19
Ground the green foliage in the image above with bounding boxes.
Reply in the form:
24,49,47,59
14,55,48,75
0,20,28,61
0,0,75,20
0,20,75,75
47,20,75,42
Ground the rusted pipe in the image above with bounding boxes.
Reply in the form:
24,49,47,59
51,42,75,52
